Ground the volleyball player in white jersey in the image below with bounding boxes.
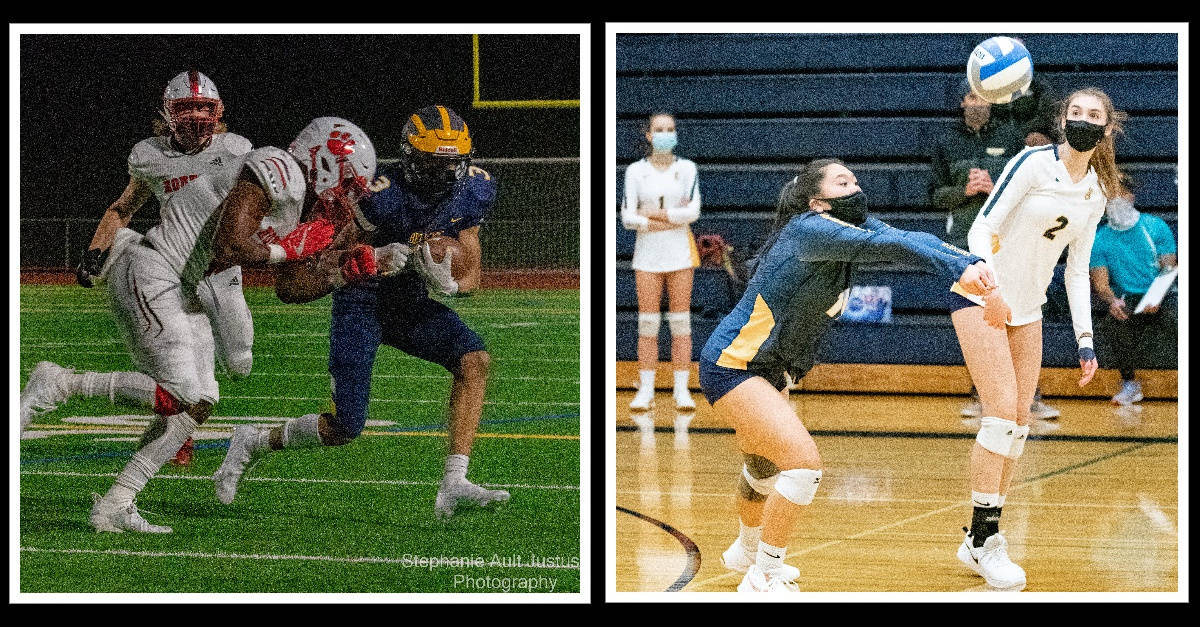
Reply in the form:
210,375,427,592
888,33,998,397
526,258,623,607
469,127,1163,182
82,117,377,533
950,88,1122,590
20,71,252,466
621,112,702,410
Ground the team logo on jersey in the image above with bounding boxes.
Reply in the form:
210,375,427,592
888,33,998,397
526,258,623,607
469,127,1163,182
163,174,199,194
1084,187,1093,200
211,156,223,167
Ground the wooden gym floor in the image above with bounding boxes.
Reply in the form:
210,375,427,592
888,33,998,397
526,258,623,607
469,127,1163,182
614,390,1179,593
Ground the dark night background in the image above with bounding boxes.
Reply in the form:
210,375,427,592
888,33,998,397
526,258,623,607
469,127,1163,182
19,33,582,267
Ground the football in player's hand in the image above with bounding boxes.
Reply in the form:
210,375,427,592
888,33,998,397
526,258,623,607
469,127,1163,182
425,236,467,279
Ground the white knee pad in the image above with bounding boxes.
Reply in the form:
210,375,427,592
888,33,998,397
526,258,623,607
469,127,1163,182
638,313,662,337
977,416,1020,458
666,312,691,336
1008,424,1030,458
774,468,823,506
742,464,779,495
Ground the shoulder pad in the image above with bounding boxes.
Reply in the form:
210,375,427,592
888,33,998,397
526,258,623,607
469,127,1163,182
242,146,305,204
126,137,163,178
462,170,497,204
222,133,254,156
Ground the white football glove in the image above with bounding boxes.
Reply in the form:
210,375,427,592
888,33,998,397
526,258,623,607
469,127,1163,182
415,242,459,296
374,242,411,277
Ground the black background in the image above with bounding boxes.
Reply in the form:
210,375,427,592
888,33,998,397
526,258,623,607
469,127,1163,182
20,33,581,219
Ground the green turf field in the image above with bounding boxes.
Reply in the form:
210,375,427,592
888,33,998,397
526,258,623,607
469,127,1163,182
18,284,581,594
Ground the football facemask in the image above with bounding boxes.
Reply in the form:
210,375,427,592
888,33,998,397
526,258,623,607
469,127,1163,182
400,105,473,196
162,71,224,151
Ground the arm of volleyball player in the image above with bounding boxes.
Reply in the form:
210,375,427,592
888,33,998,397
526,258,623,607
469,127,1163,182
620,169,651,231
801,218,988,293
1064,208,1105,386
666,173,701,224
76,176,152,287
965,151,1038,268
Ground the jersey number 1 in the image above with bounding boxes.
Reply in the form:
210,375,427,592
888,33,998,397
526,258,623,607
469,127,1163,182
1043,216,1069,240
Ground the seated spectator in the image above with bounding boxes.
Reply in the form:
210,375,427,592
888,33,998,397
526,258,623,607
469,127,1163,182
1089,192,1178,405
993,68,1061,147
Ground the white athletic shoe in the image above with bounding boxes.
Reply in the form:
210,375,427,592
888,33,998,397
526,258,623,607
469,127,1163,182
19,361,75,430
629,385,655,411
957,529,1026,591
89,493,172,534
736,564,800,592
434,479,510,520
673,386,696,411
213,425,264,505
1112,380,1144,406
1030,399,1061,420
720,538,801,582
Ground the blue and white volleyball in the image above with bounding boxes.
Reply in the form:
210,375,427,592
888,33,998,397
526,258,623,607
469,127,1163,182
967,36,1034,104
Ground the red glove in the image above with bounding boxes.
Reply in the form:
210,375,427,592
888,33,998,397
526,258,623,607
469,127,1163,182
271,218,335,263
340,244,377,285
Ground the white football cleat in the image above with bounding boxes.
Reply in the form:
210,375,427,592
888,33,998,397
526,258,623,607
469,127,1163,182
20,361,75,431
673,387,696,411
89,493,171,534
720,538,800,582
434,479,510,520
213,425,264,505
957,529,1026,591
629,385,655,411
736,563,800,593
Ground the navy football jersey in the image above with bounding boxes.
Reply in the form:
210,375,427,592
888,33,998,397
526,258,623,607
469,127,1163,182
351,164,497,299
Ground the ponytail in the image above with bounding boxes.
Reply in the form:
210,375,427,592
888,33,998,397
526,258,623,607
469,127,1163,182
747,158,843,275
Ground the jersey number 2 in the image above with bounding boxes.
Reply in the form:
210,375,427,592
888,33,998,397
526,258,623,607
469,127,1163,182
1043,216,1069,240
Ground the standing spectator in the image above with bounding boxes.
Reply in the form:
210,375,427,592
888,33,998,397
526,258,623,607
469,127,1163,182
931,80,1058,419
621,112,702,411
1089,192,1178,405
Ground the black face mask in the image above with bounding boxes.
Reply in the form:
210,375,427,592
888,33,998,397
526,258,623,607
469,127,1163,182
1063,119,1106,152
815,190,868,225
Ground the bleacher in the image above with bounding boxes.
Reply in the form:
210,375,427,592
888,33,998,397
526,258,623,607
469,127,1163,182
615,33,1178,372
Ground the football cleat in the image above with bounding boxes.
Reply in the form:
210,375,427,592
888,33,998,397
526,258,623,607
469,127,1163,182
20,361,75,431
90,493,172,534
213,425,265,504
434,479,509,521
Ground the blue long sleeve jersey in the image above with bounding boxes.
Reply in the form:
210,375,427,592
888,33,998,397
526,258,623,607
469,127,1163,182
701,212,983,378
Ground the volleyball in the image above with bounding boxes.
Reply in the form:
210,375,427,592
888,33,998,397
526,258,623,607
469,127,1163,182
966,36,1034,104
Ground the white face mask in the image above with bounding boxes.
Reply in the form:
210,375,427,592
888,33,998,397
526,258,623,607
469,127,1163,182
1106,198,1140,231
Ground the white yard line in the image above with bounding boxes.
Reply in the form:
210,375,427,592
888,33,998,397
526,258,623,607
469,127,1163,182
20,470,580,491
18,547,580,570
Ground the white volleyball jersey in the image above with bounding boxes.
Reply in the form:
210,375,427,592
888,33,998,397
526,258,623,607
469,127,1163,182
966,144,1107,344
621,157,702,272
143,146,306,291
128,133,253,207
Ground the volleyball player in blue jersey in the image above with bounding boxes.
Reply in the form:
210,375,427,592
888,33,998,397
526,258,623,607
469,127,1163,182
702,159,996,592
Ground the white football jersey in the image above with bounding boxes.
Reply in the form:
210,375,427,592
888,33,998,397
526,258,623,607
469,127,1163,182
143,146,306,292
620,157,702,272
128,132,253,208
967,144,1107,344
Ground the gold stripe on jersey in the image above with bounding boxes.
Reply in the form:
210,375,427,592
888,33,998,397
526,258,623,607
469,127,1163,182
716,294,776,370
816,212,868,231
991,233,1001,255
688,228,700,268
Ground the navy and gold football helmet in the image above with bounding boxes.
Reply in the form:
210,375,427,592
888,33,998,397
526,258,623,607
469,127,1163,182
399,105,473,196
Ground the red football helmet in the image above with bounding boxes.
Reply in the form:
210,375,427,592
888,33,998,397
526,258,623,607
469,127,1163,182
161,70,224,151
